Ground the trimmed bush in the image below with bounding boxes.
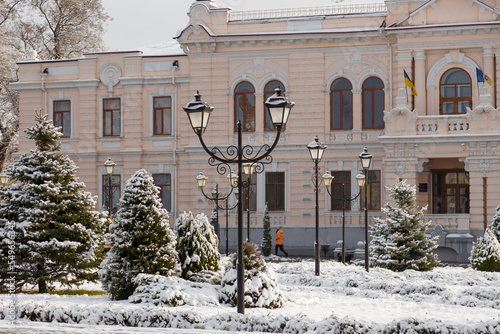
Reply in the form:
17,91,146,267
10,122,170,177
175,211,220,280
470,228,500,272
220,242,285,308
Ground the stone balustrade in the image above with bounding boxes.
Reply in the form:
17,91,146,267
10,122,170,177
229,3,387,21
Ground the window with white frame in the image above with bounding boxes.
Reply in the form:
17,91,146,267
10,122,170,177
153,96,172,136
102,174,121,213
53,100,71,138
103,98,121,136
153,173,171,211
266,172,285,211
362,77,384,129
440,68,471,115
331,78,353,130
234,81,255,132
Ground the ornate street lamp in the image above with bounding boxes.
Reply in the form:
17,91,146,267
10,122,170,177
104,157,116,216
103,158,116,252
359,147,373,272
183,91,213,135
195,172,238,255
322,171,365,264
0,172,9,186
307,136,326,276
184,88,293,314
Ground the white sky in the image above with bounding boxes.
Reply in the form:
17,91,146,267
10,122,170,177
101,0,363,51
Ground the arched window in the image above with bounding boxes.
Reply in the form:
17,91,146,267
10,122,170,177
234,81,255,132
440,68,471,114
362,77,384,129
264,80,285,131
331,78,353,130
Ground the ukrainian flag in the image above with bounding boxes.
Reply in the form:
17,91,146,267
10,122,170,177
404,70,418,96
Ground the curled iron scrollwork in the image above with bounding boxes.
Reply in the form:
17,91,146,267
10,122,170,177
311,167,323,192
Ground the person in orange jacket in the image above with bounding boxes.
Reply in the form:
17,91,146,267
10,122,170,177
275,226,288,257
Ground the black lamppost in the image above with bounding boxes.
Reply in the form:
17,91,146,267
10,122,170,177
104,157,116,218
359,147,373,272
223,192,239,256
184,89,293,314
242,162,256,242
322,169,366,264
307,136,326,276
196,171,238,255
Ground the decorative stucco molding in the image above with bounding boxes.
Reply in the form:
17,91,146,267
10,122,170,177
229,58,289,94
100,62,122,95
426,51,479,90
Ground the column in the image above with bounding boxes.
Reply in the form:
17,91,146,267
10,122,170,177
352,90,362,139
396,50,413,110
482,47,494,106
414,50,426,114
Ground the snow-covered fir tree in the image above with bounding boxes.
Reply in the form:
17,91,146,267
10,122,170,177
99,169,179,300
0,111,106,293
261,203,272,257
470,228,500,272
488,206,500,241
175,211,220,280
221,242,285,308
370,180,438,272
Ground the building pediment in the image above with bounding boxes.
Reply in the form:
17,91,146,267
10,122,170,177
389,0,500,27
176,24,214,43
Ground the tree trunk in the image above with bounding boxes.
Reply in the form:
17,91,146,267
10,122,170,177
37,263,47,293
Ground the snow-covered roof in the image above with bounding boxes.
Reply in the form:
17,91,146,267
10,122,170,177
139,40,185,56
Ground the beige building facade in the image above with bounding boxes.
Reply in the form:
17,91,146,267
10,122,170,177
12,0,500,262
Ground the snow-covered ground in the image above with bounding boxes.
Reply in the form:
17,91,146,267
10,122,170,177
1,257,500,333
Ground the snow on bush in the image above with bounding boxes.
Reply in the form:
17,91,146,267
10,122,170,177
470,228,500,272
1,260,500,333
175,211,220,280
370,180,438,272
99,169,179,300
129,274,220,306
274,261,500,310
188,270,222,285
220,242,285,309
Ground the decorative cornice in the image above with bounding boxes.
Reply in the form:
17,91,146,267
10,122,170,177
120,76,190,86
385,21,500,38
11,79,100,91
178,25,385,54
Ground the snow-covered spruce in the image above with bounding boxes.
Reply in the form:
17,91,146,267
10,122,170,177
489,206,500,241
261,204,272,257
220,242,285,308
129,273,220,306
99,169,179,300
370,180,438,272
175,211,220,280
470,228,500,272
0,111,106,293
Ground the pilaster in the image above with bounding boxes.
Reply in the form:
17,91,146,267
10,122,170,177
414,50,426,114
396,51,414,109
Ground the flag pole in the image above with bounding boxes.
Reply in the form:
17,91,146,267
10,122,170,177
405,85,409,105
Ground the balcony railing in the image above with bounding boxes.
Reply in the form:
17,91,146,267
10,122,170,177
415,115,470,135
229,3,387,21
423,214,470,229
